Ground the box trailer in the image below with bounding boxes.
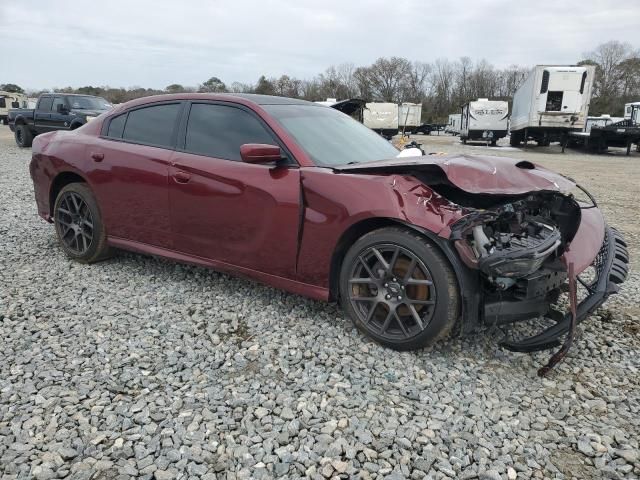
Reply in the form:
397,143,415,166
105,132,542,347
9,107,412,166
363,102,399,138
398,103,422,133
446,113,461,135
0,91,28,125
510,65,595,147
459,98,509,145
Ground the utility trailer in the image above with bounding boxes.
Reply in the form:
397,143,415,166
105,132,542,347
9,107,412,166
446,113,461,135
587,104,640,155
510,65,595,147
459,98,509,145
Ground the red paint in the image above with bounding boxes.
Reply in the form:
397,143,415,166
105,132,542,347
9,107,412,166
29,93,608,302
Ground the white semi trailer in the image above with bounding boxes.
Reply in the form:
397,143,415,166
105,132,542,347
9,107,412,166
446,113,461,135
460,98,509,145
510,65,595,146
363,102,399,138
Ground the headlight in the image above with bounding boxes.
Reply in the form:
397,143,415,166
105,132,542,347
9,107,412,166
487,257,549,278
85,116,96,122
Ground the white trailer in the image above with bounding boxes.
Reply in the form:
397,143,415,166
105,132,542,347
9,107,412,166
446,113,461,135
510,65,595,147
0,91,28,125
363,102,399,137
460,98,509,145
398,103,422,133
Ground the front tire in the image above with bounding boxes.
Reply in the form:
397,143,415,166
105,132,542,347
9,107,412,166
53,183,110,263
15,124,33,147
339,227,459,351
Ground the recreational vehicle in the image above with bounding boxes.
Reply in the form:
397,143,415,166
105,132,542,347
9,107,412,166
446,113,461,135
363,102,399,138
510,65,595,146
0,91,28,125
460,98,509,145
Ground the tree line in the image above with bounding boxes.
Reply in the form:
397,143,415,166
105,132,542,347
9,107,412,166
8,40,639,123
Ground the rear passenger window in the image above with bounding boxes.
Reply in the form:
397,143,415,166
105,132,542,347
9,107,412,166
185,103,275,160
0,98,5,108
123,103,180,148
39,97,54,111
107,114,127,138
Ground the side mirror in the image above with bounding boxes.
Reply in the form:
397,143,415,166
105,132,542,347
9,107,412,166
56,103,69,114
240,143,283,164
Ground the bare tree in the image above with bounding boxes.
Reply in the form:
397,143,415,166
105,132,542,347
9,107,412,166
367,57,412,102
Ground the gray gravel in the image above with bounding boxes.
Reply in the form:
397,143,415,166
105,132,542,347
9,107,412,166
1,126,639,479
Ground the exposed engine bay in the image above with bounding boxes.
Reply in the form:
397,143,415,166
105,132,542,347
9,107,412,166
449,192,580,291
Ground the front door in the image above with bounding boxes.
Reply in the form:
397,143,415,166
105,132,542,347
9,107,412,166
168,102,300,278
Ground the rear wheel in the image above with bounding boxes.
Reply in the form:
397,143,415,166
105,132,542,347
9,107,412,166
339,227,459,350
510,131,521,147
15,124,33,147
54,183,110,263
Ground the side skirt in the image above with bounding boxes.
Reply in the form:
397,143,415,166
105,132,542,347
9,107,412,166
107,236,330,302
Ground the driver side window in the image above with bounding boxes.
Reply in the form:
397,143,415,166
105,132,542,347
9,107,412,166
52,97,66,113
184,103,277,161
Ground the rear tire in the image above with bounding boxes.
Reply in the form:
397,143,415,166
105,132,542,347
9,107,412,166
15,124,33,147
53,183,111,263
339,227,459,351
509,131,521,147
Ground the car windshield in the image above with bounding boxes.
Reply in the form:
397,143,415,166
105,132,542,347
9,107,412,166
68,96,112,111
263,104,398,167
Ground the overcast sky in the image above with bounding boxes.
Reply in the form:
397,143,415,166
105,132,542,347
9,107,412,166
1,0,638,91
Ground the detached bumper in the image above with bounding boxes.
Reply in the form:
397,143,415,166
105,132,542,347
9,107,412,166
501,226,629,352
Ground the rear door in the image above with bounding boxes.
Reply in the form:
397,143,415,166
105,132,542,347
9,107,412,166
168,101,300,278
89,101,183,248
34,96,53,130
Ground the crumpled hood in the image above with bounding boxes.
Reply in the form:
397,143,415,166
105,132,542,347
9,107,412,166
333,154,576,195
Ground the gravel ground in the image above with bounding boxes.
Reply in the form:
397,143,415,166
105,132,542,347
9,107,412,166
1,125,639,480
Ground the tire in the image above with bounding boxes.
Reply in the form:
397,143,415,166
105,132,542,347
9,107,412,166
53,183,110,263
490,140,497,146
339,227,460,351
509,131,521,147
15,124,33,147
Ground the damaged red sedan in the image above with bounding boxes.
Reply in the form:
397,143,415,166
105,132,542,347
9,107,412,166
30,94,628,370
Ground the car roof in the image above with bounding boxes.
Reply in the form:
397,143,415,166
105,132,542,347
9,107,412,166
113,93,321,112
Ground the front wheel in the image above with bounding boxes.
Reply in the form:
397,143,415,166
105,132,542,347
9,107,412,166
339,227,459,351
15,124,33,147
54,183,111,263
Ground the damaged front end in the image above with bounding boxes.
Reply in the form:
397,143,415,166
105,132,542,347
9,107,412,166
333,155,629,372
448,189,629,374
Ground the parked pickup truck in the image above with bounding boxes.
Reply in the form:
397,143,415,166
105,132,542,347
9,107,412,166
8,93,112,147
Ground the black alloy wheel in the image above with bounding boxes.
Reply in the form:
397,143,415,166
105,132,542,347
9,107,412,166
53,183,110,263
340,227,459,350
56,191,94,255
348,244,436,341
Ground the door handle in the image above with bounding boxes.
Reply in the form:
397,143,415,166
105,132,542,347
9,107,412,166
91,152,104,162
173,171,192,183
